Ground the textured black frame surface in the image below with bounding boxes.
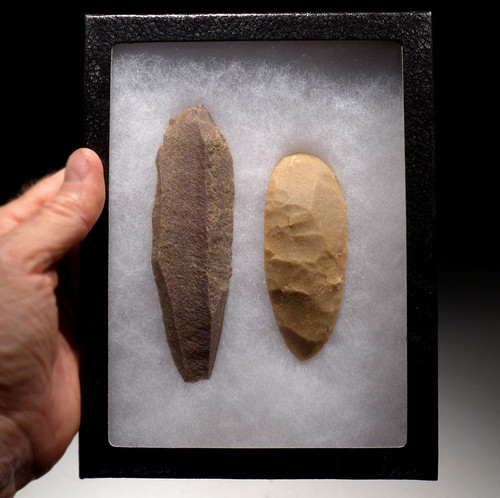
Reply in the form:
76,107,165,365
80,12,436,480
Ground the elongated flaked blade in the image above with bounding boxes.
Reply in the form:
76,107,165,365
152,105,234,382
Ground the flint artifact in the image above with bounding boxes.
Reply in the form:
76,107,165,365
152,105,234,382
264,153,347,360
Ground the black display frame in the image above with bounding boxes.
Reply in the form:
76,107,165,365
80,12,437,480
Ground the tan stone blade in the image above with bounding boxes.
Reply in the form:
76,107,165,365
264,153,348,360
152,105,234,382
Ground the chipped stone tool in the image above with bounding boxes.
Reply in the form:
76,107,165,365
264,153,347,360
152,105,234,382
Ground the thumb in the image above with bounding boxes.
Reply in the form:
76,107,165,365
6,148,105,273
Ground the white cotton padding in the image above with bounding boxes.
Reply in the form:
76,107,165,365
108,40,407,448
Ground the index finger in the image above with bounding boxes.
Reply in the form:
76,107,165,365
0,169,65,237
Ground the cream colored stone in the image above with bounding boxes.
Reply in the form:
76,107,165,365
264,153,347,360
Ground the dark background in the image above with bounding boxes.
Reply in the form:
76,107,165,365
3,3,498,492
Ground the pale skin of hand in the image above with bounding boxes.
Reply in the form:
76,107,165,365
0,149,105,497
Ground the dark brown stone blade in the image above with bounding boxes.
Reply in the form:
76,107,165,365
152,105,234,382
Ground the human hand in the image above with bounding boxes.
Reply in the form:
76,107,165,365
0,149,105,497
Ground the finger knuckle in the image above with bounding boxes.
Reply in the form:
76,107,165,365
45,193,91,235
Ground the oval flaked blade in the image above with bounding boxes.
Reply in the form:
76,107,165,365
264,153,347,360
